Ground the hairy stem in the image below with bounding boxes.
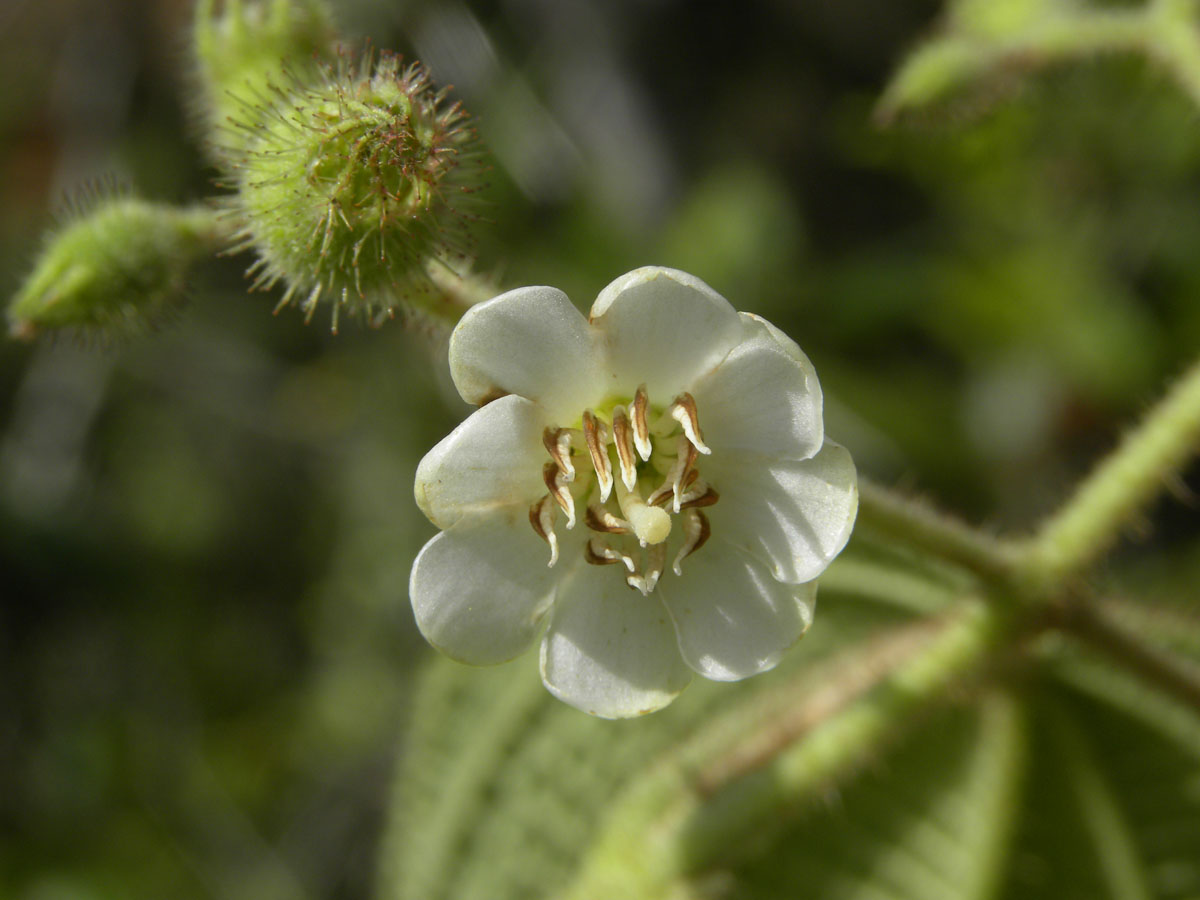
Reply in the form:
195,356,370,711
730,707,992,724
1058,600,1200,715
1020,357,1200,592
855,478,1019,584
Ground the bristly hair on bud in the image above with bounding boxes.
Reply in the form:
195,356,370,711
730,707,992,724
218,47,488,333
7,184,223,342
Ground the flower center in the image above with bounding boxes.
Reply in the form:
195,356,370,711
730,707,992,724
528,384,719,595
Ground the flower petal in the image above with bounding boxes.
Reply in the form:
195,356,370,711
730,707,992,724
688,314,824,460
449,285,604,421
706,440,858,584
410,513,561,665
589,267,745,401
415,394,549,530
659,538,816,681
539,567,692,718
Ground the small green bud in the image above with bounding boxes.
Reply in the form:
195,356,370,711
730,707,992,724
223,51,485,331
8,195,222,340
193,0,337,158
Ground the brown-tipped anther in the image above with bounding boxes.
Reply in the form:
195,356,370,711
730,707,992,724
529,495,559,567
585,503,631,534
542,427,575,481
680,483,719,509
582,409,614,502
611,405,638,492
627,542,667,596
631,384,652,460
542,461,576,529
672,509,710,576
646,436,694,509
669,392,711,455
586,537,636,573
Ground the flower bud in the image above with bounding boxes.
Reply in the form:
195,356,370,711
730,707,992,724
8,195,221,340
222,51,485,331
192,0,337,159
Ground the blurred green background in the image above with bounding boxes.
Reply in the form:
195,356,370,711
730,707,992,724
2,0,1199,898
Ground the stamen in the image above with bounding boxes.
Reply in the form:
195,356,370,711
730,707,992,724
529,495,559,567
542,427,575,481
611,405,639,492
582,410,614,503
679,482,719,509
672,509,710,576
542,461,576,529
615,475,671,547
630,384,653,460
585,537,637,573
627,542,666,596
646,436,698,513
669,392,711,455
585,503,631,534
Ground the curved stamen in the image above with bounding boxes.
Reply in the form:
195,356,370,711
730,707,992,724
582,410,614,502
672,509,710,576
585,537,637,573
611,405,638,492
630,384,652,460
627,542,666,596
542,461,576,528
529,495,559,567
585,503,631,534
542,426,575,481
668,392,711,455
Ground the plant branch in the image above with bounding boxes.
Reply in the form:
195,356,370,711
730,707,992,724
855,478,1019,584
1020,357,1200,592
1058,600,1200,715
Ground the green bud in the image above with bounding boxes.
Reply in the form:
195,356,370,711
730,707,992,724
222,51,485,331
193,0,337,158
8,195,222,340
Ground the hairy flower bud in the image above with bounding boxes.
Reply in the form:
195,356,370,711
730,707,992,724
193,0,337,159
8,194,222,340
221,51,485,331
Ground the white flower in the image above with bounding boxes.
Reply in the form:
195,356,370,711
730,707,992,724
410,267,858,718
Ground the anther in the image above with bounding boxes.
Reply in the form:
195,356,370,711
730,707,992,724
679,482,719,509
582,410,614,503
672,509,710,576
529,495,559,567
630,384,653,460
611,405,639,492
585,537,637,573
646,436,697,513
542,461,576,529
585,503,631,534
627,542,666,596
668,393,711,455
542,427,575,481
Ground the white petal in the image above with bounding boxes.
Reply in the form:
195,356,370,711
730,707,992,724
688,314,823,460
415,395,548,530
659,538,816,681
410,514,560,665
449,286,604,422
706,440,858,584
589,267,745,401
539,567,692,718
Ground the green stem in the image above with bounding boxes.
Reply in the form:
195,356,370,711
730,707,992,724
557,601,1030,900
855,478,1019,584
1058,600,1200,715
1020,357,1200,591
